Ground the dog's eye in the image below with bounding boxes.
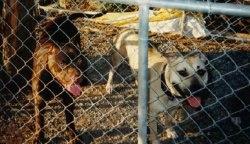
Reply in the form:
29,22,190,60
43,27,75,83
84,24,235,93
62,57,71,64
59,62,66,67
197,69,206,76
76,58,83,65
178,70,188,77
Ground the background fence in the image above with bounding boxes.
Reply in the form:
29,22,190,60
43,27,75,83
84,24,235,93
0,0,250,143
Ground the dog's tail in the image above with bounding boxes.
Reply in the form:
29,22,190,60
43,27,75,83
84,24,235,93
68,11,106,20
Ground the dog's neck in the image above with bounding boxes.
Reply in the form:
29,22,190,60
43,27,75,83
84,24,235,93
160,63,185,101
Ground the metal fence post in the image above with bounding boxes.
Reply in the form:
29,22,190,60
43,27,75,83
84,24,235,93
138,3,149,144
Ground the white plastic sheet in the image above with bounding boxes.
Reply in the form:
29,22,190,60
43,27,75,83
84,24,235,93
94,9,209,38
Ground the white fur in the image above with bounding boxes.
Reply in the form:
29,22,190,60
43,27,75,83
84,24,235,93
106,29,208,143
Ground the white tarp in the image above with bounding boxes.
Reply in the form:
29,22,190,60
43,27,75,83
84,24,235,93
94,9,209,38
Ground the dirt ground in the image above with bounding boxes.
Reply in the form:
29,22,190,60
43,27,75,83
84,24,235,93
1,3,250,144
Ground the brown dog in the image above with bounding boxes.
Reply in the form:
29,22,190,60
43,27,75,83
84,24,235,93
32,15,88,144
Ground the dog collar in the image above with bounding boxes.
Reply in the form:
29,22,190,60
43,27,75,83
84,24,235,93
160,63,185,101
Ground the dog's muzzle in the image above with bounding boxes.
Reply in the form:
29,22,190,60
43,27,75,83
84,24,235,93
63,77,82,97
173,77,206,108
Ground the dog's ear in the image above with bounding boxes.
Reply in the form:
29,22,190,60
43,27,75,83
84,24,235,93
195,52,208,64
190,51,208,64
165,52,180,62
199,53,208,64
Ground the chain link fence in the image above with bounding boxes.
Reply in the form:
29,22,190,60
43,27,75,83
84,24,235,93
0,0,249,143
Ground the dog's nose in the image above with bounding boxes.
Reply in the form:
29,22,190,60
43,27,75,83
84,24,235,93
188,77,205,92
189,83,204,93
171,82,176,85
77,75,89,86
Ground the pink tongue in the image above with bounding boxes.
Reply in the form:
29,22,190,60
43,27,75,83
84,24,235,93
187,96,201,108
69,84,81,97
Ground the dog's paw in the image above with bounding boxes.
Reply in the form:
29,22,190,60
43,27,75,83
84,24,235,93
32,138,38,144
231,117,241,125
151,140,160,144
32,137,44,144
166,128,178,139
105,84,113,94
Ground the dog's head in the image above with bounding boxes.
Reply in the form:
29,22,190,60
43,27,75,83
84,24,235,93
47,43,88,97
164,52,208,108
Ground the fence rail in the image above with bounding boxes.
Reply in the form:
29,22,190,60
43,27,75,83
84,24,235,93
0,0,249,144
100,0,250,17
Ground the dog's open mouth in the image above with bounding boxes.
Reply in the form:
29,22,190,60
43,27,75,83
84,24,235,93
51,66,83,97
58,76,82,97
186,96,201,108
172,85,202,108
66,83,82,97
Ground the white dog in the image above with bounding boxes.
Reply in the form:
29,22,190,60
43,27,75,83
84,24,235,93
106,29,208,143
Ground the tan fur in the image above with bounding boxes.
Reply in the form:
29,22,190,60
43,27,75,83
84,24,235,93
148,52,208,143
148,62,181,143
106,29,208,144
106,29,166,93
164,53,208,97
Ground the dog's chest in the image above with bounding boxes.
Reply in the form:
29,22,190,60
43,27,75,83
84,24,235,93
149,62,180,114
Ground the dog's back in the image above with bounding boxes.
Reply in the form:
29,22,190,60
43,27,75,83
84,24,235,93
106,29,167,93
113,29,167,69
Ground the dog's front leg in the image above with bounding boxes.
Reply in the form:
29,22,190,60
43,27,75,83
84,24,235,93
165,109,178,139
106,68,115,94
63,96,77,144
149,116,160,144
33,95,46,144
131,69,138,86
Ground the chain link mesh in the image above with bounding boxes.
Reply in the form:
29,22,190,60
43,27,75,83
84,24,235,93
0,0,249,143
